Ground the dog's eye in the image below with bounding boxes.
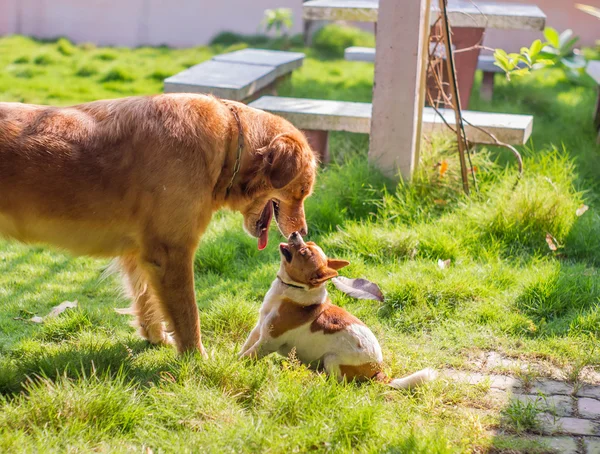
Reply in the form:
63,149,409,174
282,248,292,262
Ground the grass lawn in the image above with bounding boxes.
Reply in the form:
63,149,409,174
0,34,599,453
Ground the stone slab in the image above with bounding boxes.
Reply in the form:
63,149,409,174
164,60,276,101
303,0,546,30
249,96,534,145
578,385,600,400
251,96,372,134
587,61,600,85
344,46,375,63
532,436,578,454
512,394,575,417
531,379,574,397
578,397,600,420
538,414,600,436
213,49,304,78
585,437,600,454
345,44,449,63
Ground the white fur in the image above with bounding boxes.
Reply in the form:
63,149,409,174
240,269,435,390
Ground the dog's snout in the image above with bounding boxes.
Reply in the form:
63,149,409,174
298,226,308,237
290,231,299,239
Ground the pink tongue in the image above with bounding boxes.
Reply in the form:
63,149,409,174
258,229,269,250
257,201,274,250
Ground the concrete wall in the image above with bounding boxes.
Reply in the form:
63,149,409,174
0,0,598,49
0,0,306,47
484,0,600,52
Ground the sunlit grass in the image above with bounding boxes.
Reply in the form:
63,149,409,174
0,34,598,452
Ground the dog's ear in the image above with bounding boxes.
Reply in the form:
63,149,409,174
327,259,350,270
310,267,338,286
260,134,302,189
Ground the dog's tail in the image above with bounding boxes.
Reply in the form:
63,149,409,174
376,367,437,390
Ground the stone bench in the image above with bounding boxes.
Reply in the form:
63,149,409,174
249,96,533,162
164,49,305,102
344,48,507,101
586,60,600,143
303,0,546,30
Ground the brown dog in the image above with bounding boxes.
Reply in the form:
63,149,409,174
0,93,317,355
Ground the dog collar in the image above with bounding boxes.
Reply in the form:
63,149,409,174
225,105,244,197
277,275,306,290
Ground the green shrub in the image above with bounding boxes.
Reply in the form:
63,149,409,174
33,53,54,65
75,63,99,77
147,69,172,81
94,50,118,61
312,24,375,58
101,67,135,82
12,56,29,64
210,32,269,47
56,37,77,56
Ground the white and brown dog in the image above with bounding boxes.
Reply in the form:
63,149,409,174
240,232,436,389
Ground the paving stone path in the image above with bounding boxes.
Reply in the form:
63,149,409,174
442,365,600,453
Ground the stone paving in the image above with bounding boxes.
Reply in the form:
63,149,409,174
442,352,600,453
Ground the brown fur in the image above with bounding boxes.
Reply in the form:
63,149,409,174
269,298,326,338
0,93,317,353
310,303,365,334
281,241,350,288
339,363,383,381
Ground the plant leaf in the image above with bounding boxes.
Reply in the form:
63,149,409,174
576,3,600,19
544,27,560,48
29,300,78,323
332,276,384,302
576,204,589,216
529,39,543,57
439,159,449,177
438,259,451,269
545,233,558,251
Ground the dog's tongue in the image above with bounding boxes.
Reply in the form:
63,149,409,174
257,202,273,250
258,229,269,250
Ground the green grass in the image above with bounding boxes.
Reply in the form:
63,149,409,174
0,34,599,452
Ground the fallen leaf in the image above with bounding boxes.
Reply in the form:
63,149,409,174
332,276,384,302
438,259,451,269
46,300,78,318
576,204,589,217
433,199,447,205
29,300,78,323
545,233,558,251
439,160,449,177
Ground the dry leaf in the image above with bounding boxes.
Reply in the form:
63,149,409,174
576,204,589,217
332,276,384,302
433,199,447,206
545,233,558,251
29,300,78,323
439,160,449,177
438,259,451,269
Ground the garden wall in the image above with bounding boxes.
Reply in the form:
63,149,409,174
483,0,600,52
0,0,597,49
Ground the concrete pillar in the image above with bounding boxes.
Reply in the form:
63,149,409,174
368,0,432,179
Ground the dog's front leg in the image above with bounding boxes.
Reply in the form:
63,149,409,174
143,243,207,357
240,336,277,359
240,323,261,356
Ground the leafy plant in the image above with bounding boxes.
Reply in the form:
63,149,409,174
501,396,546,433
261,8,293,49
576,3,600,19
493,27,586,81
262,8,293,37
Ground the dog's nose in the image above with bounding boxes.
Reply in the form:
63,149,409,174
290,231,300,239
